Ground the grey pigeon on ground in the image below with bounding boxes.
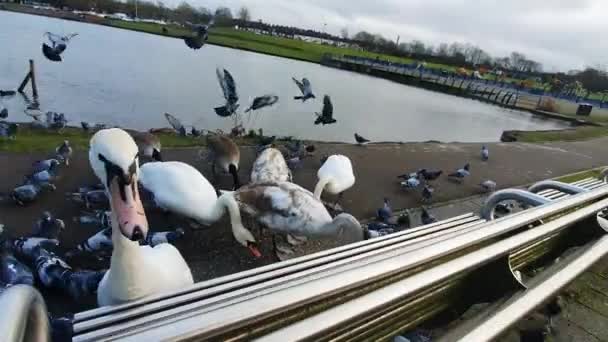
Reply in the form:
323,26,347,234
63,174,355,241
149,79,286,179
377,198,392,223
448,163,470,182
292,77,315,101
480,180,497,193
401,176,421,189
31,159,60,174
481,145,489,161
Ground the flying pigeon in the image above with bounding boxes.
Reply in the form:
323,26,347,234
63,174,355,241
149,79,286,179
42,32,78,62
214,68,239,117
55,140,73,166
0,106,7,119
481,145,489,161
245,95,279,112
292,77,316,101
354,133,370,145
377,198,392,223
448,163,470,182
314,95,336,125
181,18,214,50
164,113,187,136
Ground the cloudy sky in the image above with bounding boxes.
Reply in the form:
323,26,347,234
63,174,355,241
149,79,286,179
165,0,607,72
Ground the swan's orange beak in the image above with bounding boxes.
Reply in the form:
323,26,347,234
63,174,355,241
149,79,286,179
109,176,148,242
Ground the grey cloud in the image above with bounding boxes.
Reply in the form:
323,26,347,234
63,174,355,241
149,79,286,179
165,0,607,70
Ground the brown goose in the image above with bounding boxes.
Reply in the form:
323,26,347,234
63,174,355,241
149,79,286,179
205,134,241,189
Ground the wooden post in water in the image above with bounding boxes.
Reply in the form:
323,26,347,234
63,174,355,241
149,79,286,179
17,59,38,99
29,60,38,99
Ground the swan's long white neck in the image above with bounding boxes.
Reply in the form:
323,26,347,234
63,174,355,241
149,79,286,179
218,194,249,237
313,177,330,199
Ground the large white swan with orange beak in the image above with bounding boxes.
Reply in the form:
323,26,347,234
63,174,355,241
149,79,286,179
89,128,193,307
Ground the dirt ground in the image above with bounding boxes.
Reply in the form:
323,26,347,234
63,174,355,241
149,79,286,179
1,137,607,314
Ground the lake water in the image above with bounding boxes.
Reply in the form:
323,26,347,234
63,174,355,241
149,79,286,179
0,11,567,142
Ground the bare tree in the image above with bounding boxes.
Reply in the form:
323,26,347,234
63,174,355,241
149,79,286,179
237,6,251,21
340,27,349,39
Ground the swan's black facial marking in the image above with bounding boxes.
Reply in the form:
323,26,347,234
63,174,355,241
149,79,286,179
98,153,139,202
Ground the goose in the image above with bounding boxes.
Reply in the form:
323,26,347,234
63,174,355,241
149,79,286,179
88,128,193,306
292,77,316,101
313,155,355,210
417,169,443,182
126,129,162,161
138,161,261,257
251,147,292,183
205,134,241,189
55,140,73,166
232,181,364,258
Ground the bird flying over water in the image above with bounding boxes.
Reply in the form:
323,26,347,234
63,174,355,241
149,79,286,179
42,32,78,62
181,18,214,50
245,95,279,112
354,133,370,145
292,77,316,101
214,68,239,117
314,95,336,125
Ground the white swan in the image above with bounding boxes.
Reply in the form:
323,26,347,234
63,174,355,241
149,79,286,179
89,128,193,307
138,161,260,257
250,147,291,183
313,155,355,206
234,181,363,243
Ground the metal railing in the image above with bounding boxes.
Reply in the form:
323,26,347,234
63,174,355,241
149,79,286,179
0,285,50,342
72,182,608,341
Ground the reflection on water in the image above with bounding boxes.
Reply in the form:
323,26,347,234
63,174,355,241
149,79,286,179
0,11,568,142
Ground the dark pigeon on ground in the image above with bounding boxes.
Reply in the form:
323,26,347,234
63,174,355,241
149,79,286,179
422,184,434,202
376,198,392,223
32,211,65,240
68,189,108,209
245,95,279,112
314,95,336,125
421,207,437,225
480,180,497,193
417,169,443,182
354,133,370,145
55,140,73,166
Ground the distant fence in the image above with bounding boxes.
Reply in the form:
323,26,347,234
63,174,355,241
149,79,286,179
324,54,607,109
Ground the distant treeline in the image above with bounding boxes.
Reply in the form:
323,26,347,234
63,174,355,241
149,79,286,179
34,0,608,93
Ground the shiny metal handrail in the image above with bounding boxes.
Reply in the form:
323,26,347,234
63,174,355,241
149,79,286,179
258,197,608,341
447,235,608,342
528,180,587,195
0,285,50,342
76,187,608,341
